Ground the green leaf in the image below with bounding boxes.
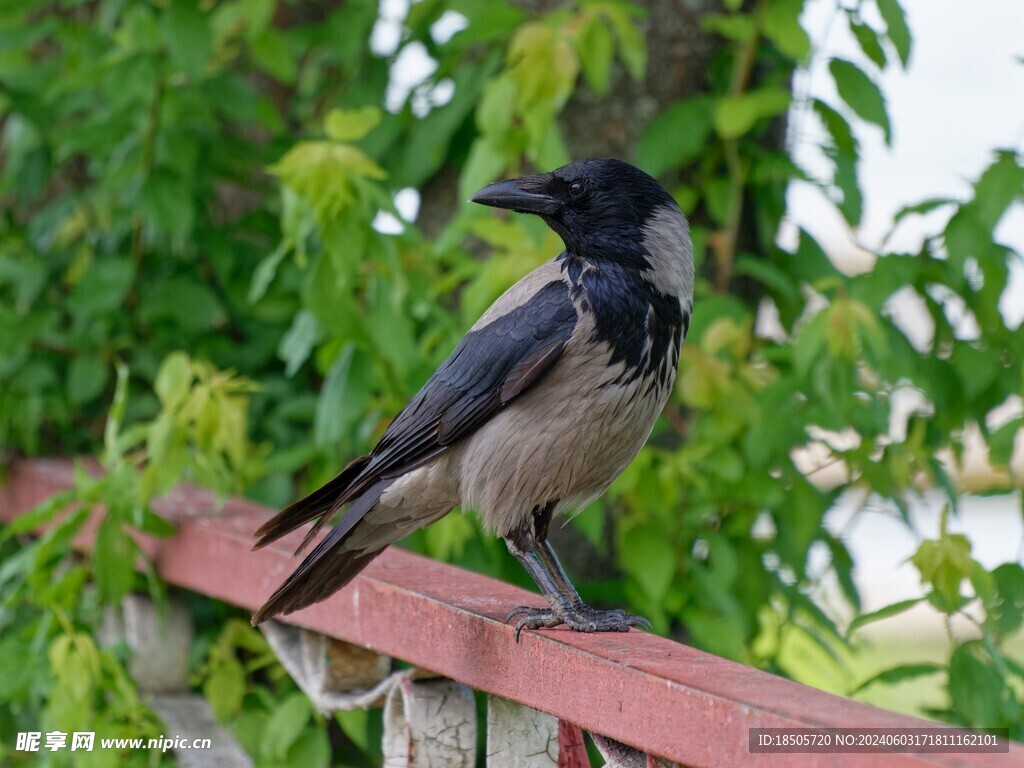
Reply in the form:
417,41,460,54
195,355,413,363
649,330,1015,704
284,728,330,768
67,258,136,318
314,343,369,447
138,170,196,242
423,513,476,561
853,662,943,693
459,136,509,203
733,254,798,303
828,58,891,144
93,517,138,603
324,107,382,142
68,355,109,405
950,344,999,401
269,142,386,220
892,197,955,224
912,532,975,614
619,523,676,603
155,352,194,410
848,597,924,635
0,490,75,541
876,0,911,67
335,709,370,752
969,150,1024,232
249,244,288,303
532,119,570,170
850,21,887,69
604,3,646,80
833,149,863,225
509,23,577,114
135,507,176,538
576,15,614,94
949,642,1003,727
446,0,526,45
790,229,838,285
142,411,186,499
138,276,223,332
234,0,276,41
251,28,297,83
279,310,322,377
761,0,811,60
104,362,131,463
792,310,828,376
262,692,312,760
825,535,861,611
163,0,212,78
476,73,517,138
987,563,1024,637
702,14,756,43
0,636,34,700
205,655,246,721
989,417,1022,468
637,96,714,177
814,99,858,154
714,88,790,140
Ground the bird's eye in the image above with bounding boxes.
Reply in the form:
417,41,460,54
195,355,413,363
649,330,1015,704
568,181,585,198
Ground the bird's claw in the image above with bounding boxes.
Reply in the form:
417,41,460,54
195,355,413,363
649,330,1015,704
505,605,535,622
507,604,651,642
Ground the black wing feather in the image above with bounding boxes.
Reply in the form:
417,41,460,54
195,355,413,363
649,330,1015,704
352,280,576,488
252,279,577,552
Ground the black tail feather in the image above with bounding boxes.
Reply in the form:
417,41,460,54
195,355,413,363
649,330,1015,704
250,478,394,626
252,455,370,553
250,549,383,626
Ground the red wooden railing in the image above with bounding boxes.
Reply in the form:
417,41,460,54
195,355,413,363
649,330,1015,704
1,459,1020,767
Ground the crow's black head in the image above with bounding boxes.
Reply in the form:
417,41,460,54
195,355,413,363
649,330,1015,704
470,158,683,262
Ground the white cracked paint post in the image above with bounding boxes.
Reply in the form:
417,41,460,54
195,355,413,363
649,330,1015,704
382,677,477,767
486,696,560,767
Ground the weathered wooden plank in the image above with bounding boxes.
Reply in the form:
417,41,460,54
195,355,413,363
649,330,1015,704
3,459,1021,768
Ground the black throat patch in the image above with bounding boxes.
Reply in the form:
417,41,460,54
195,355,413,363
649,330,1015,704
560,253,686,386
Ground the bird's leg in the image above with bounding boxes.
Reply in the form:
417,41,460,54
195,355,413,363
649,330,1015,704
504,502,650,641
503,504,576,624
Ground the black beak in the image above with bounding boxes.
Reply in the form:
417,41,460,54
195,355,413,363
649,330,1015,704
470,178,560,216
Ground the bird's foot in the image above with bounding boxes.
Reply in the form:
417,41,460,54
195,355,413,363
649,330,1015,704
505,603,651,642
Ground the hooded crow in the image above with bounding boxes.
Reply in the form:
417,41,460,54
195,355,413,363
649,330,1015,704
252,158,694,638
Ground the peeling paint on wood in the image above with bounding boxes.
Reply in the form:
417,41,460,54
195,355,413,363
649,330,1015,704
486,696,559,767
383,677,477,767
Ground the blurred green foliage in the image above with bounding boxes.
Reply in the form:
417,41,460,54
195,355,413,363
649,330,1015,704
1,0,1023,762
